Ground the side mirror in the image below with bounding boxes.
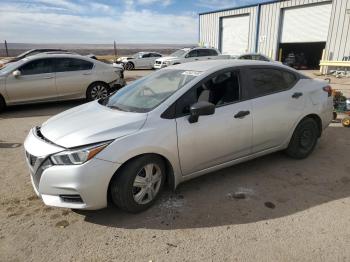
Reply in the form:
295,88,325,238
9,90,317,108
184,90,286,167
188,101,215,123
12,70,21,77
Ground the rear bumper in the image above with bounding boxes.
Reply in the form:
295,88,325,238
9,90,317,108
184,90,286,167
153,63,166,69
109,78,126,91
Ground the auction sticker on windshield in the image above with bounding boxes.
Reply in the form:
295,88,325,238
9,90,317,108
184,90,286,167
182,71,202,77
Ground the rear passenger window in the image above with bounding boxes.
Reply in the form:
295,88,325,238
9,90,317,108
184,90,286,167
249,68,297,97
54,58,93,72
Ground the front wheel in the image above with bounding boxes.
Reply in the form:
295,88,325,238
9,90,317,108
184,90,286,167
285,118,319,159
110,155,166,213
86,82,109,101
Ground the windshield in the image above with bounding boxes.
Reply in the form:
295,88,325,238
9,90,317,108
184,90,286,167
0,60,22,75
100,69,201,113
170,49,186,57
131,53,142,59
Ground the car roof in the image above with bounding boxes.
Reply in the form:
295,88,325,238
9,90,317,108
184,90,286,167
168,59,294,72
23,53,91,60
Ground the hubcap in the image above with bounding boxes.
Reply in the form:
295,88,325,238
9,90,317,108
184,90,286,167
299,128,313,149
132,163,162,205
90,85,108,100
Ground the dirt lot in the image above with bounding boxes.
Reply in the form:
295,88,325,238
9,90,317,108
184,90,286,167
0,70,350,262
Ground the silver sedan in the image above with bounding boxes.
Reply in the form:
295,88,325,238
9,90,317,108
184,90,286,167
0,53,126,112
24,60,333,212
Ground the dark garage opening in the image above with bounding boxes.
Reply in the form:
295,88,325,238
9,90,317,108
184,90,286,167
279,42,326,70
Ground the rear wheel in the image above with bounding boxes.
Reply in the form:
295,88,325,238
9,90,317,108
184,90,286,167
86,82,109,101
285,118,319,159
342,117,350,128
110,155,166,213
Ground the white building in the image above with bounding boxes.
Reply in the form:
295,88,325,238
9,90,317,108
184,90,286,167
199,0,350,69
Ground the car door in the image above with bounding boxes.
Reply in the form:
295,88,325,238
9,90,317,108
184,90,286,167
245,67,306,153
54,58,94,99
175,69,252,175
137,53,153,68
5,58,56,103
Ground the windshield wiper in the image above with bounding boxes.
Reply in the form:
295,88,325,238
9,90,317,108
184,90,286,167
107,105,130,112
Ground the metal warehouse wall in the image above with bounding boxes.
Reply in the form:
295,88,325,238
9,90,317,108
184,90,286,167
199,0,350,61
325,0,350,61
199,6,258,51
257,0,331,59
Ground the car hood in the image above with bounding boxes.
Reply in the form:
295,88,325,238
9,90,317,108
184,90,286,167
40,101,147,148
155,56,179,62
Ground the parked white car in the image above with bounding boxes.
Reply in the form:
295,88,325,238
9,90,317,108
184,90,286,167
24,60,333,212
116,52,162,70
0,53,126,111
153,47,229,69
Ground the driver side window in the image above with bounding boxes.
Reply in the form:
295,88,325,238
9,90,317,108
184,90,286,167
175,71,240,117
186,50,198,58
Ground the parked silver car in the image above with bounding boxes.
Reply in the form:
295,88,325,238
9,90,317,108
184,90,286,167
116,52,162,70
0,53,126,111
153,47,230,69
24,60,333,212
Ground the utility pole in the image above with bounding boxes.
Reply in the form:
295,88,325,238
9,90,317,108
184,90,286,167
113,40,117,59
4,40,9,57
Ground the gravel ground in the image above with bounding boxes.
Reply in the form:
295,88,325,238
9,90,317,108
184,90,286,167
0,70,350,262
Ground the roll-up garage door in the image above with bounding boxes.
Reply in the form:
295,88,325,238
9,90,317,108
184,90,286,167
220,15,250,55
280,3,332,43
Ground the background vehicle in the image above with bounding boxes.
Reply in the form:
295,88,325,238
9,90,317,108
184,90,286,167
0,53,125,112
0,49,69,67
116,52,162,70
236,53,278,62
153,47,229,69
24,60,333,213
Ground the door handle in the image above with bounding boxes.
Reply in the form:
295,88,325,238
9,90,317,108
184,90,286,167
292,92,303,99
195,59,199,61
208,57,212,59
83,72,92,75
234,111,250,119
43,76,53,79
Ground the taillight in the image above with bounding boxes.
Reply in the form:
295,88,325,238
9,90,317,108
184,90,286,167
323,85,332,97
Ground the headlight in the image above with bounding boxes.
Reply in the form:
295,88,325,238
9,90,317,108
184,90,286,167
50,142,110,165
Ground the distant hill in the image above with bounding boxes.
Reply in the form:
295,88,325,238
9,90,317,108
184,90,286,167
0,42,197,57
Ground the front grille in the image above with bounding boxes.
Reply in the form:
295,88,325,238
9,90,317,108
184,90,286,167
25,151,52,190
26,151,37,167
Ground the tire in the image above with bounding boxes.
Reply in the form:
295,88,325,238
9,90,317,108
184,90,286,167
285,118,319,159
333,111,337,120
125,62,134,70
0,95,5,113
86,82,110,101
342,117,350,128
110,155,166,213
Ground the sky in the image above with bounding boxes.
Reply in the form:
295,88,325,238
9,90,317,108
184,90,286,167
0,0,268,44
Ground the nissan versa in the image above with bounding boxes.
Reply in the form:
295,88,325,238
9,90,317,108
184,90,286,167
24,60,333,213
